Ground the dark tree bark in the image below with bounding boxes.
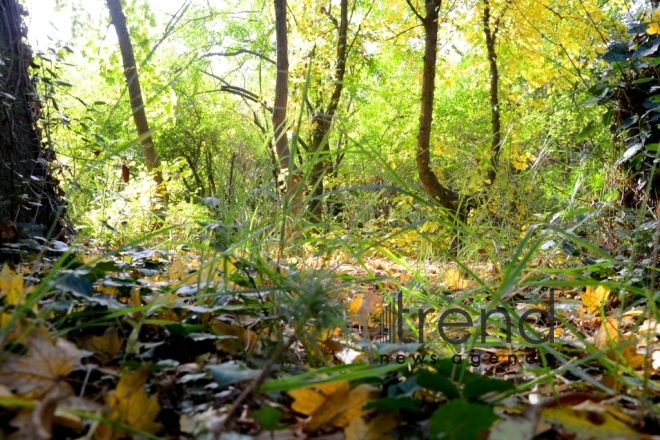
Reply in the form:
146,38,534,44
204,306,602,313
308,0,349,223
106,0,164,189
0,0,66,255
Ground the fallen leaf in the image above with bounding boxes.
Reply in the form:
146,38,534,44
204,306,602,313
0,263,26,325
7,392,62,440
582,285,609,314
95,366,162,440
594,317,645,369
488,406,539,440
211,320,256,354
0,334,82,399
541,403,639,438
207,361,261,389
288,381,379,433
329,384,380,428
344,413,398,440
289,380,349,417
444,268,469,290
78,327,121,364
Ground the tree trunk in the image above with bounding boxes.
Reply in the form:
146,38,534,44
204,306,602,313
106,0,165,197
273,0,292,174
416,0,460,211
273,0,303,232
414,0,466,253
309,0,349,223
482,0,502,186
0,0,66,257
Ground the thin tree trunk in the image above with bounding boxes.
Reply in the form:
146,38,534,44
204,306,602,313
106,0,164,192
273,0,303,233
416,0,460,211
413,0,466,253
482,0,501,186
309,0,349,223
272,0,292,173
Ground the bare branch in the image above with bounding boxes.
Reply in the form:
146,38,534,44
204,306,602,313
405,0,425,23
203,49,276,65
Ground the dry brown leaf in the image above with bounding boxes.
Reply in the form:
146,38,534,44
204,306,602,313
344,413,398,440
7,391,67,440
78,327,121,364
581,285,609,314
95,366,162,440
0,334,82,399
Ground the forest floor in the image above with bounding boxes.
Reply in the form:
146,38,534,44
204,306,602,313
0,242,659,440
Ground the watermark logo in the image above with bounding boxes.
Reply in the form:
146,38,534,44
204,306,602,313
379,289,555,345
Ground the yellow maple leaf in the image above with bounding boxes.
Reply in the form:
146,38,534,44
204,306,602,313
345,413,399,440
581,285,609,314
96,366,162,439
0,334,82,399
288,382,379,433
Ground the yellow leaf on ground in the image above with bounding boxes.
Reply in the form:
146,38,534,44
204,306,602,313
330,384,380,428
594,318,645,369
78,327,121,364
581,285,609,314
96,366,162,440
0,262,22,301
289,381,349,416
444,268,469,290
541,404,639,438
288,381,379,433
345,413,398,440
349,296,363,315
0,334,82,399
0,263,27,326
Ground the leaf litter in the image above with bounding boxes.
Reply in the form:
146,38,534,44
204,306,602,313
0,247,659,440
